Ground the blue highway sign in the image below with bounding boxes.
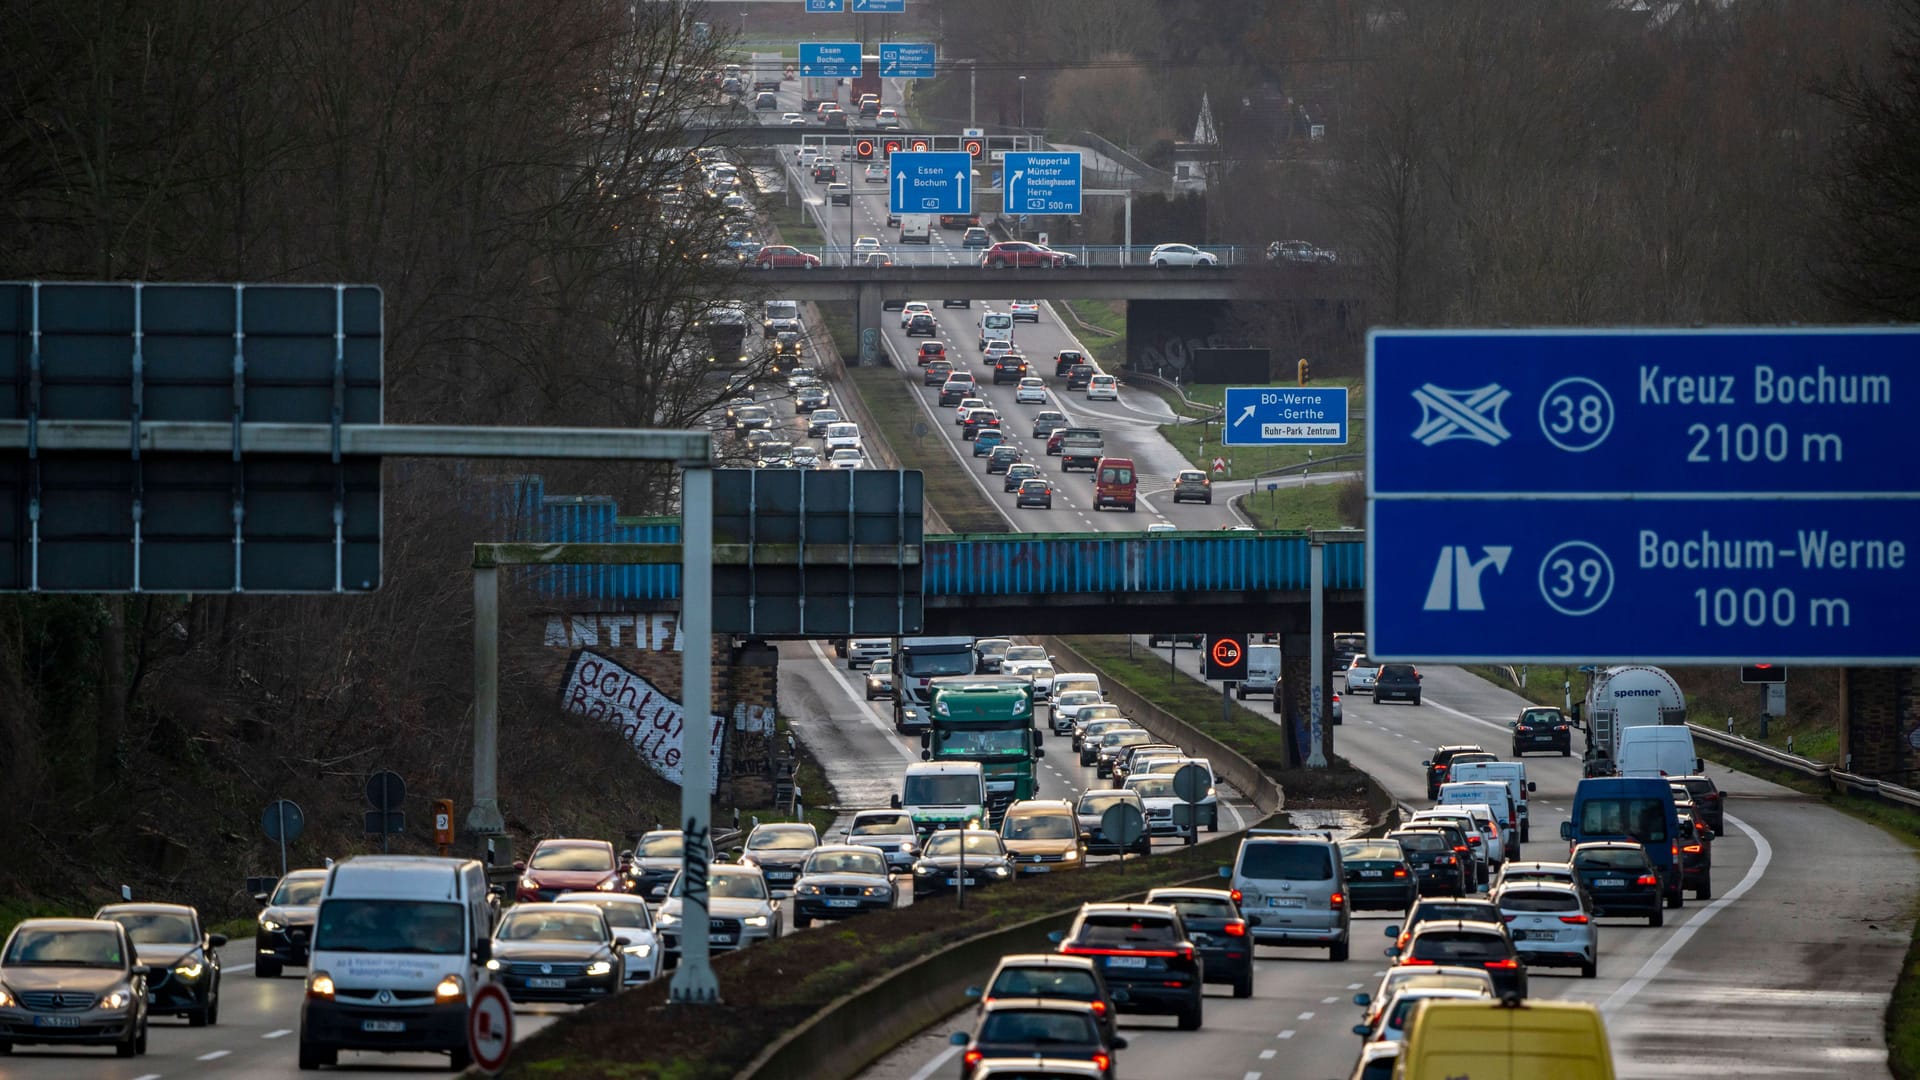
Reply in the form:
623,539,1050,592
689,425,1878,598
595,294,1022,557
889,151,972,215
879,42,936,78
1366,497,1920,665
805,0,845,11
1368,328,1920,497
1004,151,1082,215
799,42,862,78
853,0,906,10
1223,386,1348,446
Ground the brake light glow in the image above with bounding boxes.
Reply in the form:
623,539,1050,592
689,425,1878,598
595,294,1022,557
1091,1053,1111,1072
1062,947,1185,959
1500,914,1517,922
1454,845,1469,853
964,1049,983,1069
1229,888,1243,903
1329,892,1345,910
1635,874,1659,886
1559,914,1590,924
1485,958,1520,970
1089,999,1107,1016
1393,868,1408,878
1683,844,1702,854
1398,957,1436,966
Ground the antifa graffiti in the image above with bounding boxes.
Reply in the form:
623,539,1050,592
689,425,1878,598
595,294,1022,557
543,613,683,651
559,650,723,793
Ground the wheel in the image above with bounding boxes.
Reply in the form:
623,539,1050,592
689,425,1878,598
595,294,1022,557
1235,685,1246,700
1233,972,1254,999
117,1025,138,1058
1667,889,1684,910
1177,998,1203,1030
449,1045,473,1072
795,912,812,929
189,1000,210,1027
1562,747,1572,757
1521,823,1530,843
1695,877,1712,900
864,689,876,701
1208,810,1219,833
256,957,283,978
1650,906,1665,927
1580,958,1598,979
1154,259,1169,269
1411,695,1422,705
1204,495,1211,504
1330,939,1349,962
136,1021,147,1055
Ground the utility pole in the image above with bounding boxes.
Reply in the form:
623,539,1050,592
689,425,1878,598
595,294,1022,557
969,62,977,128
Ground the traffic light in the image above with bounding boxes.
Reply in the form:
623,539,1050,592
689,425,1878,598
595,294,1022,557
855,138,875,161
883,138,902,156
1297,357,1311,386
1740,664,1788,684
964,139,984,159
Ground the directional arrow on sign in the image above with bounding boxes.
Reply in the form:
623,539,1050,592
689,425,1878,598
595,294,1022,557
1234,404,1257,427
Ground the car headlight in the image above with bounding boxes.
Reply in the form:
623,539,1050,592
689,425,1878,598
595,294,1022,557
486,958,502,971
259,916,284,932
861,886,890,897
985,865,1011,878
0,987,11,1007
795,884,821,895
743,916,771,928
519,875,538,890
1061,848,1080,861
913,863,935,875
586,960,613,977
435,974,465,1002
657,910,680,927
102,989,132,1010
173,958,205,981
622,943,654,958
597,877,620,891
306,972,335,1000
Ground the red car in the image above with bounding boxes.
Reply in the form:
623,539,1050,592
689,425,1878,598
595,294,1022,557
917,341,946,364
979,241,1069,269
515,838,626,902
1046,428,1068,456
755,245,822,269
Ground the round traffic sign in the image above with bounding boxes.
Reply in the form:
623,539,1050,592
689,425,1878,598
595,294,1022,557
366,770,407,811
1210,637,1242,668
1172,763,1210,804
468,982,514,1073
261,799,305,844
1100,803,1146,849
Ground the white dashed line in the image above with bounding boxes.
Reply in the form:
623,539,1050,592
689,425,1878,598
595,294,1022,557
1346,982,1364,990
1276,1029,1295,1039
133,1074,163,1080
198,1050,232,1061
1243,1073,1262,1080
263,1028,292,1039
1321,995,1339,1003
1297,1011,1315,1020
1259,1048,1278,1060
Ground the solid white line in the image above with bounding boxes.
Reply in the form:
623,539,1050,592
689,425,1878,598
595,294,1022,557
262,1028,292,1039
908,1044,964,1080
807,641,920,763
197,1050,231,1061
1599,810,1773,1017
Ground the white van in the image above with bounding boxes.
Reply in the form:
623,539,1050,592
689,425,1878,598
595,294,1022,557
1449,761,1537,842
1416,803,1505,867
299,856,497,1071
1618,726,1703,779
1437,783,1520,855
892,761,987,833
1236,643,1281,699
977,311,1014,351
899,214,932,244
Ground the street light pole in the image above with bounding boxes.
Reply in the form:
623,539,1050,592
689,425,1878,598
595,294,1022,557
1018,75,1027,130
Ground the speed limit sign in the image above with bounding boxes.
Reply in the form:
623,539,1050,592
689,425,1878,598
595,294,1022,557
468,982,514,1074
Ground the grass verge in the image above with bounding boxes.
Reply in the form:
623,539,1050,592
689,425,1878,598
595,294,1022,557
497,822,1264,1080
1236,478,1364,531
1058,299,1126,368
1059,635,1376,808
845,368,1006,534
1154,377,1365,478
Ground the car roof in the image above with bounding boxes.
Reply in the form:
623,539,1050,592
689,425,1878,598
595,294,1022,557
554,890,647,904
980,997,1099,1015
1144,887,1237,903
8,918,122,934
973,1059,1106,1078
807,843,887,857
1495,881,1581,896
994,953,1098,971
1572,841,1648,853
504,901,604,918
710,863,762,876
1077,902,1177,918
536,837,613,849
1409,919,1509,938
95,903,197,918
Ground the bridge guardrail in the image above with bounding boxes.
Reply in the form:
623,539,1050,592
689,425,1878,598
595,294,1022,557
749,243,1253,268
1687,723,1920,811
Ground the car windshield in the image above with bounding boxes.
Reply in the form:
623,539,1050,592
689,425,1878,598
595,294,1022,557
991,967,1097,999
937,729,1027,756
903,774,982,804
905,651,977,678
1101,730,1150,748
851,814,913,836
1128,777,1175,798
272,878,326,906
806,851,886,875
1078,792,1136,814
675,872,767,900
6,926,128,969
827,424,857,437
531,845,613,871
1003,813,1076,840
1574,848,1652,870
496,910,605,943
1341,843,1404,862
749,829,817,851
564,899,652,930
871,659,893,674
737,406,769,421
1391,832,1449,854
1080,706,1123,722
1412,901,1499,924
103,911,196,944
1054,692,1098,707
1240,843,1332,881
979,1009,1097,1044
812,410,840,424
1579,798,1670,842
924,833,1003,857
1410,932,1507,964
313,900,466,955
1020,481,1048,492
1158,896,1236,920
637,834,685,858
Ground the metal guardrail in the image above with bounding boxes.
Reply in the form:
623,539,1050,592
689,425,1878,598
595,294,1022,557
1687,723,1920,810
754,242,1253,268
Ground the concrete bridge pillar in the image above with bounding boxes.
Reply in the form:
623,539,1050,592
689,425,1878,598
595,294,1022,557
1844,667,1919,779
1279,634,1311,769
853,282,886,366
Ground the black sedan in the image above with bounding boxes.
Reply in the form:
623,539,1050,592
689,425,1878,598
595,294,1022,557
737,822,820,898
1337,839,1419,911
905,313,937,337
1570,842,1665,926
910,829,1016,896
1511,707,1572,756
792,845,895,927
250,868,327,977
488,903,624,1004
624,829,712,902
1003,463,1042,492
1386,828,1468,896
1144,887,1254,998
94,903,224,1026
951,999,1120,1080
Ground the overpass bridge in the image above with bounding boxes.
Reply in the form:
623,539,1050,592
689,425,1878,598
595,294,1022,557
756,264,1252,304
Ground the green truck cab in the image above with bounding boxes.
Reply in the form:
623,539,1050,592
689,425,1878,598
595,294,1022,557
922,676,1046,825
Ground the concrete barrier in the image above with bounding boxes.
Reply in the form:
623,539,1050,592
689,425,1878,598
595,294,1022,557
1043,636,1284,818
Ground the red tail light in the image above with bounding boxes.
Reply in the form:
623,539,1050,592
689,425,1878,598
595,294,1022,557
1682,844,1702,854
1635,874,1658,886
963,1049,983,1070
1398,957,1435,966
1485,958,1520,970
1454,845,1469,854
1091,1053,1111,1073
1392,868,1408,878
1089,999,1107,1016
1222,920,1247,937
1467,836,1482,846
1559,914,1590,924
1500,914,1517,922
1229,888,1242,903
1329,892,1345,910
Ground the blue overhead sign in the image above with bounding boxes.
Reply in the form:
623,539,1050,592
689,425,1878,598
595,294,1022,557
888,151,972,215
805,0,845,11
853,0,906,11
1223,386,1348,446
798,42,862,78
1367,497,1920,664
879,42,936,78
1368,328,1919,497
1004,151,1082,215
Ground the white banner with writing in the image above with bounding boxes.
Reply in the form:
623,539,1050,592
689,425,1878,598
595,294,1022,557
559,650,723,793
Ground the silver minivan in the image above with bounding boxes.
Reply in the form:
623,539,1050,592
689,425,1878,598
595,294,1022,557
1227,830,1350,960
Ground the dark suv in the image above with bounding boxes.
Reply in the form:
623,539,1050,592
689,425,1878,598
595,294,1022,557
1570,841,1665,926
1423,745,1487,800
993,354,1030,383
1373,664,1422,705
1066,364,1095,389
1144,887,1254,999
1395,920,1528,999
1387,828,1468,896
1672,775,1724,835
1511,707,1572,757
1057,903,1204,1029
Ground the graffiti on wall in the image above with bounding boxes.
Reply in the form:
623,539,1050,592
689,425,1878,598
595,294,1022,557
560,649,722,792
544,614,682,652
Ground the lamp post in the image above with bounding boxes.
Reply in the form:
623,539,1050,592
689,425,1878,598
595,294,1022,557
1018,75,1027,129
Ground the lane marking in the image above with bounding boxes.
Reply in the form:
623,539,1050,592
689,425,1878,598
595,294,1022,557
263,1028,292,1039
1259,1048,1278,1060
908,1044,963,1080
133,1075,163,1080
1276,1029,1295,1039
197,1050,232,1061
806,641,919,763
227,962,252,972
1599,810,1773,1017
1243,1073,1262,1080
1347,983,1364,990
1297,1010,1315,1020
1320,995,1339,1003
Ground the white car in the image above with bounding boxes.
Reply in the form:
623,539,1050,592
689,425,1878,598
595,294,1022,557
1365,987,1493,1043
1491,881,1598,978
1085,374,1118,401
797,146,819,166
1149,242,1219,268
954,398,988,423
657,865,780,961
1009,300,1041,322
828,447,866,469
1492,861,1580,892
875,107,901,128
1345,655,1380,692
1147,522,1178,534
982,340,1014,362
899,301,933,329
722,193,750,212
784,112,806,127
1024,663,1056,701
1135,757,1220,831
853,236,882,255
552,892,660,986
1014,377,1048,404
1122,774,1191,836
863,164,887,183
823,422,862,452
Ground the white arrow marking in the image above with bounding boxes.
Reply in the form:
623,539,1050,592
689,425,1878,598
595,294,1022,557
895,171,905,206
1234,404,1257,427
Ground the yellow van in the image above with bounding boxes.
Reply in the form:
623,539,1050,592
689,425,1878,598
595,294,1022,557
1396,998,1615,1080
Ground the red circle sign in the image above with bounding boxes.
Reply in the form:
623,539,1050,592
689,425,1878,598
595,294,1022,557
468,982,514,1073
1211,638,1242,667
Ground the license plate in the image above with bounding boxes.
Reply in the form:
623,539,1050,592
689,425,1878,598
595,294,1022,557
1267,897,1304,908
712,934,736,944
1596,878,1625,887
527,977,566,989
1517,930,1557,941
826,899,860,908
361,1019,406,1033
1533,735,1553,741
1023,864,1050,873
32,1015,81,1028
946,877,974,886
1359,869,1383,878
1106,956,1148,968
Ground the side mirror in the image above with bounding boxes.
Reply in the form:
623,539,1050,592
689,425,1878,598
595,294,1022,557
1080,832,1094,843
1421,760,1432,768
891,795,902,809
488,884,506,898
250,892,271,906
619,850,632,862
1047,930,1065,944
1559,821,1574,841
1111,1035,1130,1050
132,964,152,978
473,939,492,963
1508,720,1518,728
1218,866,1232,879
1352,1023,1373,1037
948,1032,970,1047
1695,757,1705,772
1353,992,1371,1007
1385,945,1401,958
1527,782,1537,793
512,861,527,873
208,933,228,948
1110,989,1130,1004
1034,746,1046,758
1384,925,1400,938
965,986,983,999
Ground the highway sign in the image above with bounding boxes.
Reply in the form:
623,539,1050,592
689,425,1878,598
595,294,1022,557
804,0,844,10
1366,497,1920,664
879,42,936,78
798,42,862,79
468,982,514,1073
852,0,906,10
1100,803,1146,849
1205,634,1248,680
888,151,972,214
1003,151,1082,214
1223,386,1349,446
261,799,305,844
1368,328,1920,497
